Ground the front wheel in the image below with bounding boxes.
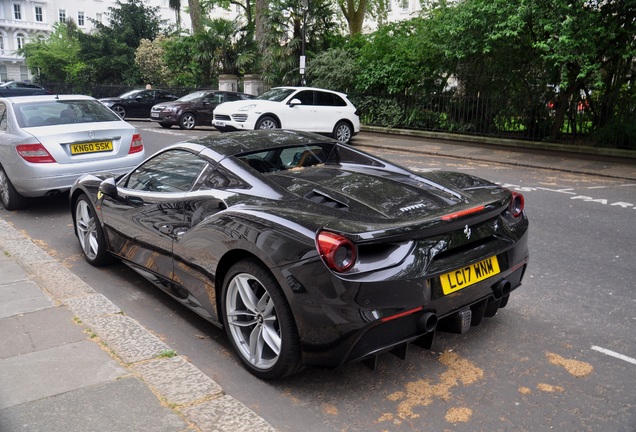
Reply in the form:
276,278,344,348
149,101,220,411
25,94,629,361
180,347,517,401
0,165,28,210
74,194,112,266
179,113,196,130
255,116,278,130
111,105,126,119
222,259,301,379
333,121,353,143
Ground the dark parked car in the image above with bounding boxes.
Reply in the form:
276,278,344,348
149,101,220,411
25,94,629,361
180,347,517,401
0,81,52,96
99,89,179,119
150,90,255,130
70,130,529,379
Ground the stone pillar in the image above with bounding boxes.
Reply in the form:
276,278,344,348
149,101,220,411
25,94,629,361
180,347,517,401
243,74,265,96
218,74,239,92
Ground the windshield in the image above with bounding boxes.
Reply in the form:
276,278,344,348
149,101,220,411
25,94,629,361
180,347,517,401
15,100,123,127
118,90,143,99
256,88,295,102
177,91,208,102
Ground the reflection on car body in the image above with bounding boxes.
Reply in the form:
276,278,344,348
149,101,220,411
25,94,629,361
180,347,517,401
70,129,529,379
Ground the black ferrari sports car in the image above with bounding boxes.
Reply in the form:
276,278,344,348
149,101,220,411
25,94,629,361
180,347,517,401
70,130,529,379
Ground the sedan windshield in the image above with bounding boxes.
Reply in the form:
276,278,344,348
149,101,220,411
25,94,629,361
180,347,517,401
177,91,209,102
15,100,123,127
256,88,295,102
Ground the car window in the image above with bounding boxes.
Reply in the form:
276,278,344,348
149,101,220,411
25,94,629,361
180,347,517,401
225,93,242,102
125,150,208,192
205,93,225,104
257,88,296,102
14,99,121,127
194,163,247,190
236,143,335,173
294,90,314,105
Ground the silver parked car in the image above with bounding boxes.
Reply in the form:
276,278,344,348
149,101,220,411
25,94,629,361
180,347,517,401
0,95,145,210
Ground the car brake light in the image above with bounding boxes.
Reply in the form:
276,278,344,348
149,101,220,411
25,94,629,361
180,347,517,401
128,133,143,154
16,143,56,163
509,192,525,217
317,231,357,272
441,205,485,221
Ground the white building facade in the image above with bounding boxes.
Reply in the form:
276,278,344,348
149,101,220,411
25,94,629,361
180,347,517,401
0,0,194,82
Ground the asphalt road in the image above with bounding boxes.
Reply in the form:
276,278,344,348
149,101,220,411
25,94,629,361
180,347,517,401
2,124,634,432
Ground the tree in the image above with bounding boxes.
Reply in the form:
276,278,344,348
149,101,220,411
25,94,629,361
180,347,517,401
19,22,84,84
135,36,171,86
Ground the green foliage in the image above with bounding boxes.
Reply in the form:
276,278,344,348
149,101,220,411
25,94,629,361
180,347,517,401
135,36,171,86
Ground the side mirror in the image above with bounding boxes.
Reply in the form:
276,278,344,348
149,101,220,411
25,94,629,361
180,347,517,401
288,98,302,107
98,178,119,199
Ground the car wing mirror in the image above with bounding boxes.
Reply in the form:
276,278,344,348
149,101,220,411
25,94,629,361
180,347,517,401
98,178,119,199
288,98,302,107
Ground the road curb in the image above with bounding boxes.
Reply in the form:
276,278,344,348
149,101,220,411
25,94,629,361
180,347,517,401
0,218,276,432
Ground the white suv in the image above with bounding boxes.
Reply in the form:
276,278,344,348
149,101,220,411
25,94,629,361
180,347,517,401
212,87,360,143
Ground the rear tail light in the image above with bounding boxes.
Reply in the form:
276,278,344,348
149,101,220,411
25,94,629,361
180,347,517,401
317,231,357,272
16,143,56,163
509,192,525,217
128,133,143,154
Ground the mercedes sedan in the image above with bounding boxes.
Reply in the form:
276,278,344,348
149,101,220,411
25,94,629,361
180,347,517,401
0,95,145,210
70,130,529,379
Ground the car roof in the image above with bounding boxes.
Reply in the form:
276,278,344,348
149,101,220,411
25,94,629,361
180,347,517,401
273,86,348,96
1,94,96,103
184,129,335,159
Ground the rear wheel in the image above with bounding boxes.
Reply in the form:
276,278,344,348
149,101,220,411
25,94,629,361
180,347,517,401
111,105,126,119
179,113,196,130
0,166,28,210
222,259,301,379
255,116,278,130
74,194,112,266
333,121,353,143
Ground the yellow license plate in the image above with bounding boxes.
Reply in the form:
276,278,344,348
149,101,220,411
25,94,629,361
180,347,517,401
70,141,113,155
440,256,500,295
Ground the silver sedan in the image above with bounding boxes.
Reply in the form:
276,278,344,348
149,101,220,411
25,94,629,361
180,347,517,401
0,94,146,210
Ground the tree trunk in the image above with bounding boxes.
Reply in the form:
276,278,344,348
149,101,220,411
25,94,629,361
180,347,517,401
255,0,268,42
188,0,204,34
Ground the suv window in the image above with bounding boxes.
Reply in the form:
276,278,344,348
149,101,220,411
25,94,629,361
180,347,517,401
294,90,314,105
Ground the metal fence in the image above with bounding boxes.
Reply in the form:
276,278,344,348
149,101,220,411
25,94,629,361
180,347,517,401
348,92,636,150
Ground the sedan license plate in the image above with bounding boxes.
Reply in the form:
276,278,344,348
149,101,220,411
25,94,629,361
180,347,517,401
151,113,160,118
440,256,500,295
70,141,113,155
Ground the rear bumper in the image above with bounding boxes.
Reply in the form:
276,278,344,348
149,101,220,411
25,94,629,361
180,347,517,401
282,231,529,368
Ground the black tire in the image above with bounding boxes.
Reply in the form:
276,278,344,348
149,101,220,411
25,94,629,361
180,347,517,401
0,165,28,210
111,105,126,119
221,259,302,379
179,112,196,130
333,121,353,143
255,116,278,130
73,194,113,266
159,122,172,129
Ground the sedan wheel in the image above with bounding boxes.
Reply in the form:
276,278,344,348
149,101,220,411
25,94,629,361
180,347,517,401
222,260,301,379
111,105,126,119
0,166,28,210
255,116,278,130
74,195,112,266
179,113,196,130
333,121,353,143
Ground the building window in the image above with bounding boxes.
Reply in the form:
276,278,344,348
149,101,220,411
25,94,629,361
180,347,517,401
14,4,22,20
400,0,409,10
59,9,66,23
96,12,102,23
78,11,85,26
20,66,28,81
16,33,26,50
35,6,43,22
0,65,7,83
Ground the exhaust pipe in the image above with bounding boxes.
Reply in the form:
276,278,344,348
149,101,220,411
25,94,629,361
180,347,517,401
491,279,511,300
418,312,438,333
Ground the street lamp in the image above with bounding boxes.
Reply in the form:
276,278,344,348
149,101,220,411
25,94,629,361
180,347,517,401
300,0,308,86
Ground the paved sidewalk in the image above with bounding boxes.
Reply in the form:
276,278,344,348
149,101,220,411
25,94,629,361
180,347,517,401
0,132,634,432
0,219,275,432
